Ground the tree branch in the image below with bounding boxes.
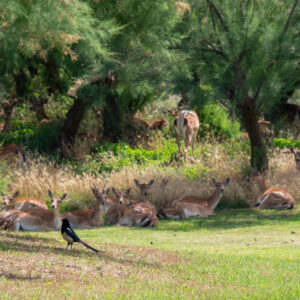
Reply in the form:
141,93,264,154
253,0,299,102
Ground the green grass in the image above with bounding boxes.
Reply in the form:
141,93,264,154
0,208,300,299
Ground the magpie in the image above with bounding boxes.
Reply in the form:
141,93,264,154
61,218,101,253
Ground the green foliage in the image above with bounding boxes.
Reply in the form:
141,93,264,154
198,103,241,139
80,141,178,173
273,138,300,149
0,120,61,153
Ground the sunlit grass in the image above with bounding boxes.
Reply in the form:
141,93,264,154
0,208,299,299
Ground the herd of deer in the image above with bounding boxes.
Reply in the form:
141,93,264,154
0,109,299,232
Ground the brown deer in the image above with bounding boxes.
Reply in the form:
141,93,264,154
61,185,106,229
291,148,300,170
149,119,168,130
116,179,158,227
158,178,230,219
174,110,200,161
2,191,48,211
91,187,132,225
0,190,67,231
0,143,26,165
249,168,295,209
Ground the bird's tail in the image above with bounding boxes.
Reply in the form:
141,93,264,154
79,240,101,253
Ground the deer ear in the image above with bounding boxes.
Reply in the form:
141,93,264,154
224,178,231,185
12,191,19,199
60,193,67,202
134,179,140,187
125,188,132,196
111,187,118,197
48,189,53,199
211,178,217,185
290,148,295,155
148,179,155,186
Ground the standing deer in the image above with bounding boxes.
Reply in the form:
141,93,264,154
2,191,48,211
61,185,106,229
0,190,67,231
291,148,300,170
174,110,200,161
249,168,295,209
158,178,230,219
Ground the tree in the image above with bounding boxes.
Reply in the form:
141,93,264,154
60,0,183,145
0,0,116,147
176,0,300,170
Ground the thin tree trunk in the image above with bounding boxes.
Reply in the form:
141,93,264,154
240,97,268,171
59,98,87,151
2,107,13,132
103,94,122,142
30,98,49,121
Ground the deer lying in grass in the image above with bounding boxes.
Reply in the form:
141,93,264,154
158,178,230,219
116,179,158,227
174,110,200,161
0,143,26,166
249,168,295,209
61,185,106,229
291,148,300,170
90,187,132,225
0,190,66,231
2,191,48,211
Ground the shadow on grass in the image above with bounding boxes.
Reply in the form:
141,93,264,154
153,208,300,232
0,272,41,281
0,233,163,269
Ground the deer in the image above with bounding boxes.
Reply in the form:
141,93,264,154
149,119,168,130
116,179,158,227
174,110,200,161
291,148,300,170
2,191,48,211
90,186,132,225
0,190,67,231
0,143,26,166
158,178,230,219
61,185,106,229
249,168,295,209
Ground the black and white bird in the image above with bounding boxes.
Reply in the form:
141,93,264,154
61,218,101,253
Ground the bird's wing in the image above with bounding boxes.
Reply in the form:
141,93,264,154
66,227,80,242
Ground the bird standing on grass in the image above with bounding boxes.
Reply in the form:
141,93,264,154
61,218,101,253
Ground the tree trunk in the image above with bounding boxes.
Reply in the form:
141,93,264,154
59,98,88,151
30,98,49,121
103,94,122,142
240,97,268,171
1,99,18,133
2,107,13,132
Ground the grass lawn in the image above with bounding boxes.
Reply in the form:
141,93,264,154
0,208,299,299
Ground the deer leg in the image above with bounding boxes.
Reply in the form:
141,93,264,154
175,131,181,155
184,135,193,162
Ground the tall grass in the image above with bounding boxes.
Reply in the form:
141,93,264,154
2,141,299,212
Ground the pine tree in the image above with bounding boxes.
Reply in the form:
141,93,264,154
176,0,300,170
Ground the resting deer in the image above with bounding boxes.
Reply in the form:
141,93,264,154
174,110,200,161
0,143,26,166
2,191,48,211
93,187,132,225
61,185,106,229
158,178,230,219
249,168,295,209
116,179,158,227
0,190,67,231
291,148,300,170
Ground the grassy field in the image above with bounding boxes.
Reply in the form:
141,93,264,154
0,208,299,299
